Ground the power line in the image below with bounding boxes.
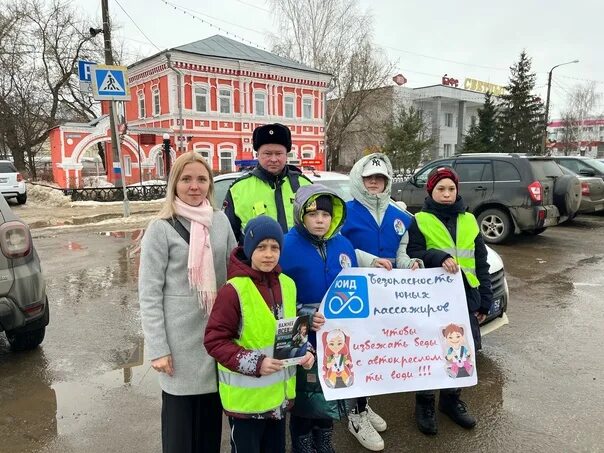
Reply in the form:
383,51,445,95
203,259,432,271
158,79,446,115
160,0,266,42
556,74,604,85
114,0,162,52
384,45,509,72
235,0,271,13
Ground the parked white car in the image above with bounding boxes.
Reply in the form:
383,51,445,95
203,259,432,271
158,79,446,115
214,169,509,336
0,160,27,204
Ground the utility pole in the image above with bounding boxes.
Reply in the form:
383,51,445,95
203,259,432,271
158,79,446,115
100,0,129,217
101,0,121,172
542,59,579,155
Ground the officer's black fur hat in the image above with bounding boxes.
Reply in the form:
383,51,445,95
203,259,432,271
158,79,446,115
252,123,292,152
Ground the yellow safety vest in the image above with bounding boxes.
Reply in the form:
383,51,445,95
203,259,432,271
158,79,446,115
415,212,480,288
229,174,311,233
217,274,298,414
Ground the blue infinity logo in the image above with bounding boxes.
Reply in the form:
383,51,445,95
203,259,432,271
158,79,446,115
324,276,369,319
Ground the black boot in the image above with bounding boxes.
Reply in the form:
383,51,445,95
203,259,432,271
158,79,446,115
415,394,437,435
312,427,335,453
438,393,476,429
292,433,315,453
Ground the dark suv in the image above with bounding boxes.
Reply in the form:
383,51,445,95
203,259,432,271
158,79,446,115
392,154,582,243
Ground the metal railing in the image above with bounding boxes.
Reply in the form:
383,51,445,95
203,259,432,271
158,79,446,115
65,185,167,202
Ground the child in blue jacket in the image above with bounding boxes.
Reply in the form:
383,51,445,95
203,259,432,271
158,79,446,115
280,184,391,453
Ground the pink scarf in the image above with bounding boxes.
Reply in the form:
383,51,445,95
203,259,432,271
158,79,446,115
174,197,216,313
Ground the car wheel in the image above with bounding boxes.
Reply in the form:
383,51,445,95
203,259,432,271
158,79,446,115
553,175,581,217
477,208,512,244
16,193,27,204
6,326,46,351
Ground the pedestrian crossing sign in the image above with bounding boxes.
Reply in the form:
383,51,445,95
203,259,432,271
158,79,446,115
91,64,131,101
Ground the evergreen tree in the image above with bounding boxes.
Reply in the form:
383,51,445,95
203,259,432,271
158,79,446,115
382,105,433,175
461,92,499,153
497,51,545,155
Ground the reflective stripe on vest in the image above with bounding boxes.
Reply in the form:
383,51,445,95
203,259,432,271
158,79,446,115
415,212,480,288
230,176,306,234
217,273,298,414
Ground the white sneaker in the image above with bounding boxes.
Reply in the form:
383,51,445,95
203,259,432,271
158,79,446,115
348,411,385,451
367,405,388,432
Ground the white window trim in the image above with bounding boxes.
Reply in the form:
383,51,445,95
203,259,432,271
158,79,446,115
301,145,315,159
193,142,214,165
254,90,267,116
218,144,236,171
218,86,233,115
155,154,164,178
123,155,132,176
152,87,160,117
137,91,145,119
284,94,295,119
193,83,209,113
302,96,313,120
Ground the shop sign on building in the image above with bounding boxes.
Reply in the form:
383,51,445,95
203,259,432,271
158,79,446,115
464,78,506,96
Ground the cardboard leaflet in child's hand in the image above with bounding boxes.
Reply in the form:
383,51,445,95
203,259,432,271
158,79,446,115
273,315,311,366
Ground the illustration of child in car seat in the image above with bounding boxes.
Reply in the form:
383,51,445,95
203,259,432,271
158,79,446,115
441,323,474,378
322,329,354,388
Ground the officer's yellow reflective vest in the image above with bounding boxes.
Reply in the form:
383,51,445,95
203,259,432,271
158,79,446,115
415,212,480,288
229,174,311,233
217,274,297,414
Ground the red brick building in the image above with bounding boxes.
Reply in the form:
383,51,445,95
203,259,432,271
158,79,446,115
48,35,332,188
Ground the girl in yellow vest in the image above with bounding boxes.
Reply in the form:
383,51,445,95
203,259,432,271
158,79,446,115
205,215,321,453
406,166,493,436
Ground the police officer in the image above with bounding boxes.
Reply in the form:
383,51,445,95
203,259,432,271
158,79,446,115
223,123,312,242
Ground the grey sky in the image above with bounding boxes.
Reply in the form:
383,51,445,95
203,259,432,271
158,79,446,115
80,0,603,118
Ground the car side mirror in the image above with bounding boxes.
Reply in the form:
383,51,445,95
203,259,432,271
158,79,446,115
579,169,596,177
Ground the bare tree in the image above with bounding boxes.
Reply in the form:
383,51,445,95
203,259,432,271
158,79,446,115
562,82,602,155
0,0,122,177
269,0,393,169
556,111,578,156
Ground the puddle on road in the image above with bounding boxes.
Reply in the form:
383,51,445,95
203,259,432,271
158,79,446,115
0,338,156,452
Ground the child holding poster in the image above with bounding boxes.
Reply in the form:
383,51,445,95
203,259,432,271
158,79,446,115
280,184,392,453
407,166,493,435
341,152,422,451
204,216,315,453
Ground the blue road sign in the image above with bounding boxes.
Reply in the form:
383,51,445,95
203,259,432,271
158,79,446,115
91,64,131,101
78,60,96,82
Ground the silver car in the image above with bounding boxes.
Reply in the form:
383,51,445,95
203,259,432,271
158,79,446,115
0,196,48,350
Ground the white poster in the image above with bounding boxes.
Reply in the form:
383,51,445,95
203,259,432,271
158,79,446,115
316,267,477,401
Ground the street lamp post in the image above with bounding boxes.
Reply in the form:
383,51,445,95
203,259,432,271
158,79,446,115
163,133,171,180
542,59,579,154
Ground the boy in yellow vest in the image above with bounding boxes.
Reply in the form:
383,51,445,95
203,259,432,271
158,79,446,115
205,215,316,453
406,167,493,436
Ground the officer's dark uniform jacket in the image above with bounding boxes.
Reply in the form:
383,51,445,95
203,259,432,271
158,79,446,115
224,164,312,243
407,195,493,348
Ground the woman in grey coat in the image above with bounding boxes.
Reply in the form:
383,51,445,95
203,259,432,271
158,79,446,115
139,152,236,453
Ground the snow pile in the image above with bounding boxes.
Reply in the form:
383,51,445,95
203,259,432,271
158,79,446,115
83,176,114,188
27,183,71,207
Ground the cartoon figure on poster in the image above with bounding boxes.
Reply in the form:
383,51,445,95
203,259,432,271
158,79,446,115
441,323,474,378
322,329,354,388
289,316,309,358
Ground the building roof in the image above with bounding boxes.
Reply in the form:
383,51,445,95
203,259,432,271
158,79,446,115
173,35,330,76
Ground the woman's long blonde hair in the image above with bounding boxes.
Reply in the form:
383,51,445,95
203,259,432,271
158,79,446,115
156,152,216,219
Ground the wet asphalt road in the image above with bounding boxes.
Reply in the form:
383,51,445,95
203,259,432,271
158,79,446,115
1,216,604,453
